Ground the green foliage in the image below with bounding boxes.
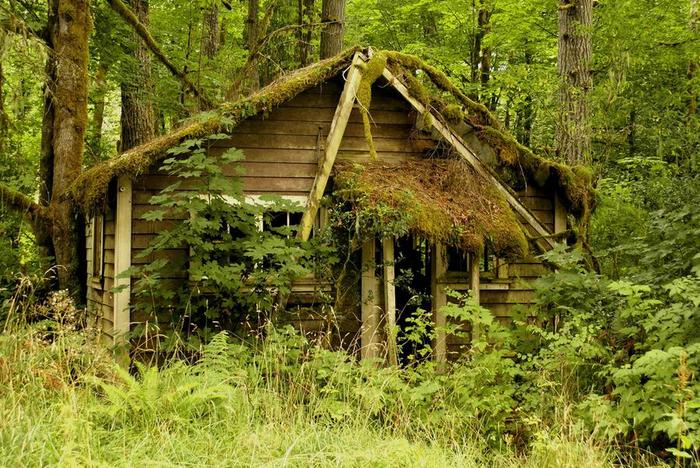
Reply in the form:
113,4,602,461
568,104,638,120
521,235,700,460
129,137,312,347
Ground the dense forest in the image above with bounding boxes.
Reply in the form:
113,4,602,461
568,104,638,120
0,0,699,465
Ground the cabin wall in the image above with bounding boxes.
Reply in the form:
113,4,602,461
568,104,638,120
86,194,116,341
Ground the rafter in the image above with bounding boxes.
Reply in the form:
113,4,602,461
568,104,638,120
297,52,366,241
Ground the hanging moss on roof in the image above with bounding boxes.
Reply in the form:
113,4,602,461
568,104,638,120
68,46,362,212
333,159,529,258
355,53,388,160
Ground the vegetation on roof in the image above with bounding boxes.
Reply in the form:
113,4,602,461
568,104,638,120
333,159,529,258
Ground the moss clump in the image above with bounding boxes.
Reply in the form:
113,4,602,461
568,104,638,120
383,51,498,129
356,53,388,160
333,159,529,259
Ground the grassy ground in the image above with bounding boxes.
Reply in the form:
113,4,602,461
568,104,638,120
0,319,624,468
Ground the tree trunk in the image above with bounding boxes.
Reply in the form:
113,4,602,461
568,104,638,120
478,9,491,85
297,0,314,66
478,4,493,108
201,2,220,59
120,0,155,150
245,0,260,91
556,0,593,165
48,0,91,292
516,52,534,147
87,60,108,163
319,0,345,59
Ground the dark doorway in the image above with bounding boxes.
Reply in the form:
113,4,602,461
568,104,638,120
393,235,432,365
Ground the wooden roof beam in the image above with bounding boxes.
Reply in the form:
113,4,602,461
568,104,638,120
298,52,367,241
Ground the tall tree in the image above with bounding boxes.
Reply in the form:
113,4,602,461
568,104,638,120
689,0,699,117
201,1,220,59
297,0,314,66
245,0,260,91
45,0,91,291
556,0,593,165
319,0,344,59
120,0,155,150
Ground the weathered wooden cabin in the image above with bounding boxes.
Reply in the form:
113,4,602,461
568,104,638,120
69,48,592,362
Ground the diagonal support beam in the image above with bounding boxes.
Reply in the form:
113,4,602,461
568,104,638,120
298,52,366,241
381,68,555,251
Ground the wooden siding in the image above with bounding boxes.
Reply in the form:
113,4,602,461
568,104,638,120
517,185,555,233
86,201,116,340
128,78,431,339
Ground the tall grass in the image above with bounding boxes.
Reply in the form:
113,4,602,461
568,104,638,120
0,290,638,467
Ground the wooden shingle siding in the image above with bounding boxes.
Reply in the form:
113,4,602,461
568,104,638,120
517,185,556,233
86,198,117,339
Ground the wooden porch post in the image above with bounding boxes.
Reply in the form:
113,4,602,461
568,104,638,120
469,251,481,343
431,243,448,365
554,193,567,234
113,176,133,350
382,237,398,366
361,238,382,359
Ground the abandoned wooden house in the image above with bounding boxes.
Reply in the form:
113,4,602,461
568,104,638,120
69,47,593,362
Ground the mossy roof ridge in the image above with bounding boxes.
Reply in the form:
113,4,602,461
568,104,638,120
68,46,361,212
333,159,529,258
378,51,594,219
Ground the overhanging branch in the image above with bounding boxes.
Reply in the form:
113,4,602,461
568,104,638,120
0,183,49,226
106,0,215,109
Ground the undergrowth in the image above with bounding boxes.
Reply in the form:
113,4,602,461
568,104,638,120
0,284,663,467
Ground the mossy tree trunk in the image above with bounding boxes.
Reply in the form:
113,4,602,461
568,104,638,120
516,52,534,147
87,59,108,163
245,0,260,92
469,0,491,104
201,1,220,59
48,0,91,293
556,0,593,166
297,0,314,66
120,0,156,151
319,0,344,59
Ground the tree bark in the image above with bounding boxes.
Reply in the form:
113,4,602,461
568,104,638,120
201,2,220,59
120,0,155,150
86,60,108,163
245,0,260,91
319,0,344,59
556,0,593,165
516,51,534,147
48,0,91,292
297,0,314,66
478,4,493,108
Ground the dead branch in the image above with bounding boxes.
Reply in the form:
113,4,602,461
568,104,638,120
106,0,215,109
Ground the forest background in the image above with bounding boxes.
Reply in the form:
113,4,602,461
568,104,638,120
0,0,699,466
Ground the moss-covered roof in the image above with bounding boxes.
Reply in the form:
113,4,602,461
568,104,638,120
333,159,529,257
69,46,594,232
